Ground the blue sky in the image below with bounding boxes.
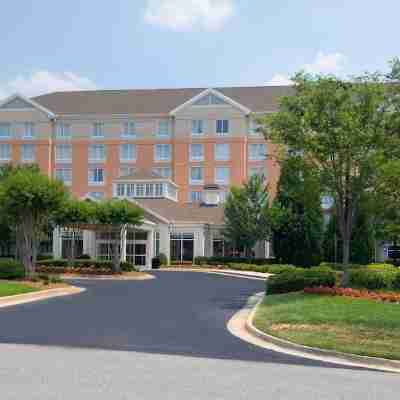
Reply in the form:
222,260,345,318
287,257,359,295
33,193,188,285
0,0,398,98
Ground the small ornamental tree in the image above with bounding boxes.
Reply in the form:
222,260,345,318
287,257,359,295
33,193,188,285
0,168,68,276
92,199,143,272
263,72,392,284
54,198,94,265
223,174,271,256
271,156,323,267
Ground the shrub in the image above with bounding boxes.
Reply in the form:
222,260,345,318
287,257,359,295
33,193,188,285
266,269,336,295
158,253,168,266
267,264,297,274
0,259,25,280
38,259,68,267
367,263,399,273
194,256,208,266
393,273,400,290
193,256,277,266
319,262,365,271
349,270,398,290
37,254,51,261
120,261,136,272
76,254,91,260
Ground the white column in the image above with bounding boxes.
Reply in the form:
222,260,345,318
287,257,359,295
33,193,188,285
83,230,96,259
159,224,170,264
120,227,127,262
52,227,62,259
146,229,154,269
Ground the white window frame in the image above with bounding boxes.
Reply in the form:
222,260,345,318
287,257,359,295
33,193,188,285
55,144,72,162
157,120,170,138
189,191,203,203
56,122,71,139
248,143,267,161
189,166,204,185
215,143,230,161
55,168,72,186
93,122,105,139
122,121,136,138
216,119,229,136
88,144,106,162
154,144,171,162
189,143,204,161
22,122,35,139
191,120,205,136
119,143,136,162
89,191,104,200
119,165,136,177
0,143,11,161
0,123,11,139
215,166,230,184
152,166,172,179
21,144,35,162
88,167,105,186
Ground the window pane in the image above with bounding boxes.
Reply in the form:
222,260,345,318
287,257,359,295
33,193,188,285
93,122,104,138
55,144,72,162
155,144,171,161
190,144,204,161
120,144,136,161
122,121,135,137
21,144,35,161
0,144,11,160
190,167,203,183
89,144,106,161
215,143,230,160
192,120,204,135
0,123,11,138
215,167,230,183
158,120,169,137
23,123,34,138
56,123,71,139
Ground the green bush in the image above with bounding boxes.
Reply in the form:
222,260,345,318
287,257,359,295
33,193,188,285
193,256,277,266
159,253,168,266
39,259,68,267
349,270,398,290
76,254,91,260
194,256,208,266
0,259,25,280
319,262,365,271
367,263,399,273
393,273,400,290
267,264,298,274
266,269,336,295
120,261,136,272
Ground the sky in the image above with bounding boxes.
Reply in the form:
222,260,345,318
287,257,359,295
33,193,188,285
0,0,398,99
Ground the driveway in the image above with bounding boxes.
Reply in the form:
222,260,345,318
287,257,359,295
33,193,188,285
0,271,398,399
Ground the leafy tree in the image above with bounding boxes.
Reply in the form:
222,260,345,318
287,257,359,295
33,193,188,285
223,174,271,256
0,168,68,276
263,72,392,284
92,199,143,272
271,156,323,267
53,198,94,265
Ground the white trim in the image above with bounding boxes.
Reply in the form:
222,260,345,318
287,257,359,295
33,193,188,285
0,93,56,118
170,88,251,116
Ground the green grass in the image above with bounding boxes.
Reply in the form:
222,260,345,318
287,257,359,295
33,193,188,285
0,281,39,297
253,292,400,360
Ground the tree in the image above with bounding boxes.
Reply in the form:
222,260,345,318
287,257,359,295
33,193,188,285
271,156,323,267
263,72,392,283
92,199,143,272
54,198,94,265
0,168,68,276
223,174,271,256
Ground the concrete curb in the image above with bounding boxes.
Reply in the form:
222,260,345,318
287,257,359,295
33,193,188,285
60,273,155,281
0,285,85,309
243,293,400,373
159,268,269,280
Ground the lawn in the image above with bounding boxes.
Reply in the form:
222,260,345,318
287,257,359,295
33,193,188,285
0,281,40,298
253,292,400,360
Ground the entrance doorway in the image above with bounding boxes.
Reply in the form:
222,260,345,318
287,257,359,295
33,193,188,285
170,233,194,264
126,230,147,266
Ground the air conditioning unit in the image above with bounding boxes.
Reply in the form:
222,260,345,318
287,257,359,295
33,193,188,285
202,184,220,206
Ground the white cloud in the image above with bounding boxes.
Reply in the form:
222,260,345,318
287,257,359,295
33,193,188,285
266,74,294,86
144,0,234,31
267,52,347,86
303,51,346,75
0,71,97,99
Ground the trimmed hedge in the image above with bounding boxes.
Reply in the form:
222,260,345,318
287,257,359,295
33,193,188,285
319,262,365,271
394,274,400,290
37,259,136,273
349,270,399,291
194,256,277,266
266,269,336,295
0,259,25,280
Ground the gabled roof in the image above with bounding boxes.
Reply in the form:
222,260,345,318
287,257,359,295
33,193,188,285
133,198,225,225
32,86,293,115
0,93,55,118
115,168,178,187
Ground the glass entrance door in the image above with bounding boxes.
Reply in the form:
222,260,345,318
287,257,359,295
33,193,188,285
170,233,194,264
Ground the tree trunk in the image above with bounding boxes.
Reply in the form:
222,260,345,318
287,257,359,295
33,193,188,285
341,236,351,287
110,229,121,274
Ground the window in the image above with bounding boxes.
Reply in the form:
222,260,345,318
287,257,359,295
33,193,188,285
89,192,104,200
88,167,104,185
193,94,227,106
154,183,163,197
190,166,204,184
152,166,172,178
136,183,144,197
189,191,203,203
215,143,230,161
88,144,106,162
215,166,230,184
0,123,11,139
145,183,154,197
190,143,204,161
21,144,35,162
154,144,171,161
248,143,267,160
192,120,205,136
119,165,136,177
0,144,11,160
248,120,260,136
122,121,136,138
23,122,34,139
248,166,267,179
55,168,72,185
55,144,72,162
126,183,135,197
93,122,104,138
157,120,170,137
216,120,229,135
56,122,71,139
219,191,228,203
119,144,136,162
116,183,125,197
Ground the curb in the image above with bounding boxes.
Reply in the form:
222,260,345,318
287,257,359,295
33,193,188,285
60,273,155,281
0,285,85,309
245,294,400,374
159,268,269,280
